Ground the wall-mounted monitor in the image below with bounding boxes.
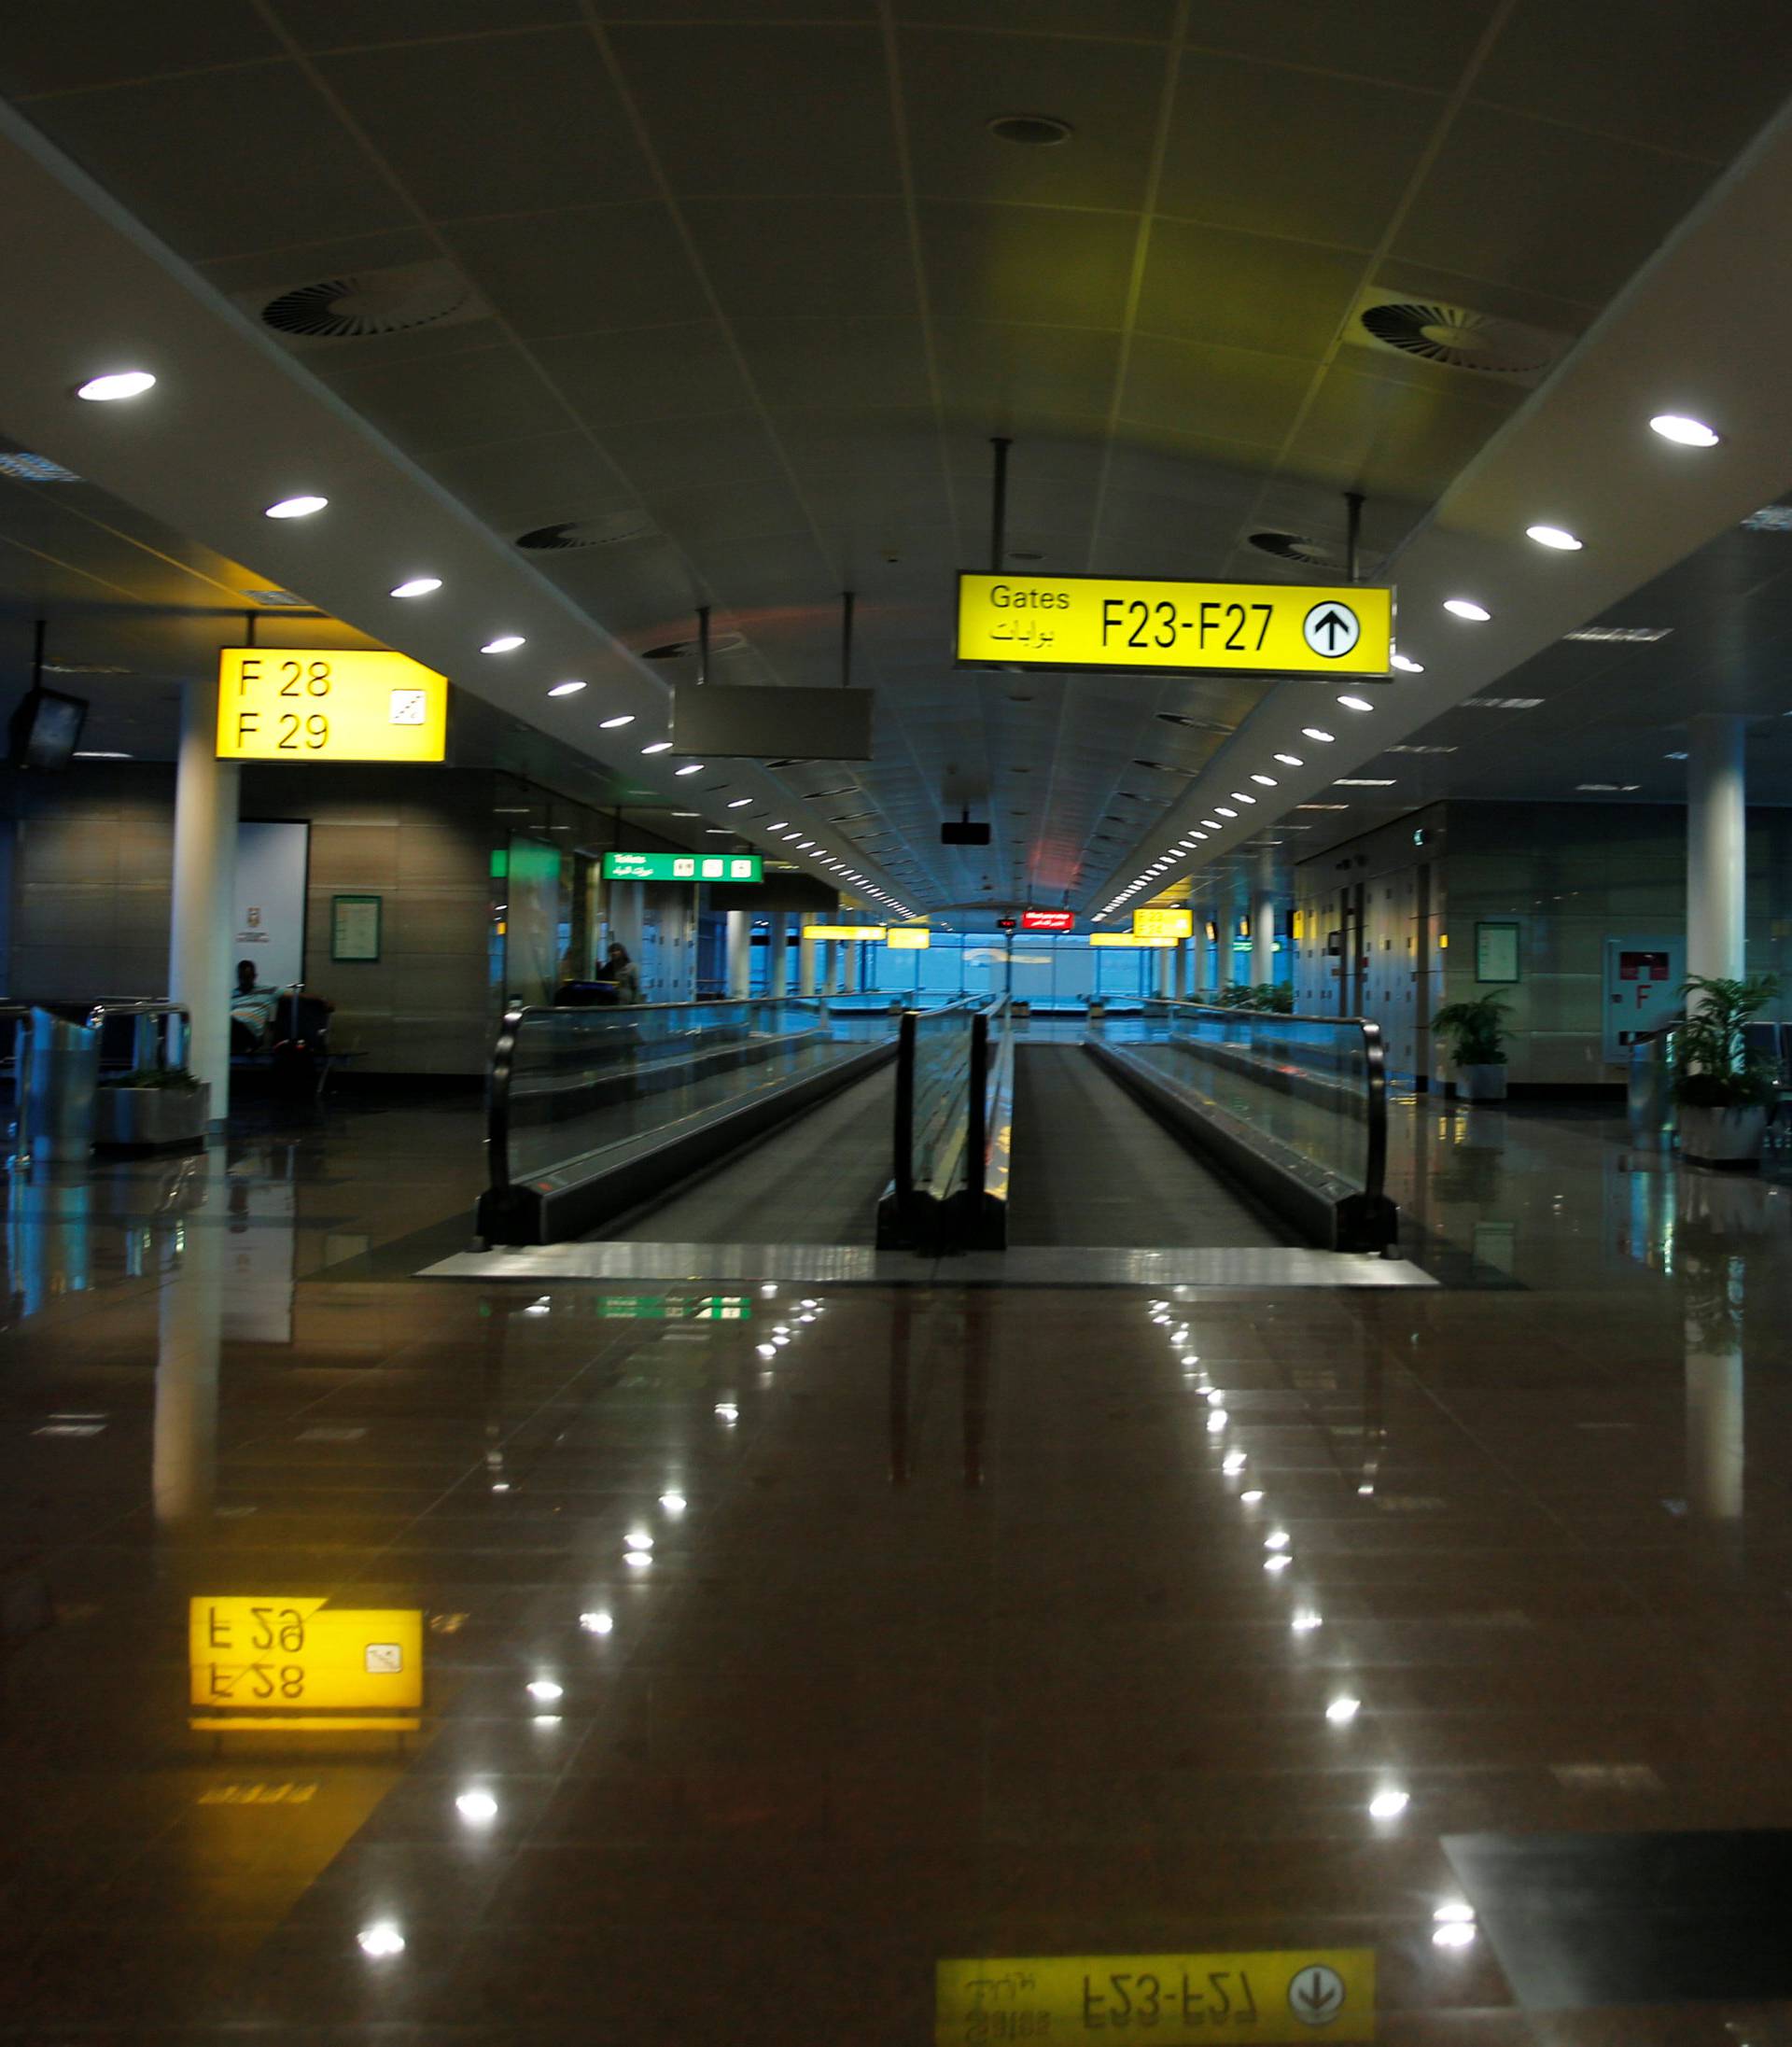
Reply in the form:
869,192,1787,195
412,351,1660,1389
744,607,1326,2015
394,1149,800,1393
7,684,88,771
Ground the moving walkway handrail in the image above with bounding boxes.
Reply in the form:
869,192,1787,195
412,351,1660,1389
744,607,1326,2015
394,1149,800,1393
889,996,981,1215
1152,997,1390,1212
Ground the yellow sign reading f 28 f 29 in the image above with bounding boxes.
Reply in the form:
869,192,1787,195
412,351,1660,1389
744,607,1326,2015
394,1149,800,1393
956,573,1393,678
217,648,447,763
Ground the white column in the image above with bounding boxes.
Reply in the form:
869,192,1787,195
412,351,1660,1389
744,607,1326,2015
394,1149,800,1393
798,913,819,996
1687,712,1746,988
824,937,842,996
168,672,238,1129
1191,910,1210,999
768,912,790,998
725,909,753,999
1253,854,1278,988
1154,945,1172,998
1173,938,1189,1000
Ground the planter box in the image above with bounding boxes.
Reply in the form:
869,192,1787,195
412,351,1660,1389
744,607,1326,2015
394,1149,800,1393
94,1082,210,1150
1455,1063,1507,1102
1678,1101,1767,1168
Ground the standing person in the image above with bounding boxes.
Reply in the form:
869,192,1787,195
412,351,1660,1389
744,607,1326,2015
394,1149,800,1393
606,942,641,1004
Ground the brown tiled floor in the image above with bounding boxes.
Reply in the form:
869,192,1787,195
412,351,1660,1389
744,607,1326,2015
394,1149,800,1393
3,1097,1792,2040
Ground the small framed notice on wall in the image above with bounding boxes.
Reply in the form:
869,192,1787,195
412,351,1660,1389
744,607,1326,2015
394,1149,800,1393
331,893,382,962
1475,919,1520,984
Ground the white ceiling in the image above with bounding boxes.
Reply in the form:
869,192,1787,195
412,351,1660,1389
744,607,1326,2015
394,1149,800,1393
4,3,1792,920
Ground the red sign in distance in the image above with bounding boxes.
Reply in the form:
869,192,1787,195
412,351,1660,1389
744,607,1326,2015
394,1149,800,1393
1021,909,1075,932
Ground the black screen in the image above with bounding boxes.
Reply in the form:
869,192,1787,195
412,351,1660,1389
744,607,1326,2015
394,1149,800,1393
8,687,88,771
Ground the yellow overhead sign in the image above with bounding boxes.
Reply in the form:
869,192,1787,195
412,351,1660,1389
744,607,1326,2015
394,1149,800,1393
217,648,448,763
937,1949,1376,2046
1091,932,1176,947
807,925,886,941
887,927,931,950
957,573,1393,677
189,1596,423,1728
1134,906,1194,939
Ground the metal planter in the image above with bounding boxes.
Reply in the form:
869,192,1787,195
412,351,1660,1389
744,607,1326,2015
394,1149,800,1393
94,1083,211,1150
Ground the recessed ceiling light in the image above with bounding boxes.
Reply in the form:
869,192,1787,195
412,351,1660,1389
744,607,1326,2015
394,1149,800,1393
1335,778,1395,787
1251,774,1277,787
391,577,441,598
1664,750,1688,761
1390,652,1423,673
766,820,788,829
265,494,328,520
1273,754,1303,768
1215,806,1237,819
481,635,525,653
727,797,751,808
596,713,633,729
641,741,672,754
1230,792,1256,804
1526,523,1582,551
548,680,585,697
1564,624,1672,643
1649,413,1719,447
73,750,133,760
676,764,704,777
76,370,155,402
1303,728,1336,743
1337,694,1375,712
1444,598,1490,622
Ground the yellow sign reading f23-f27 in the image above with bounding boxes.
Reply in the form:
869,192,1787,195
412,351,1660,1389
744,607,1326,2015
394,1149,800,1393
956,572,1393,677
216,648,447,763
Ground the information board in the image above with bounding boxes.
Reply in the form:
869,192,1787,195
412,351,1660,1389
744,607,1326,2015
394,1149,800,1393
1022,909,1074,932
217,649,447,762
807,924,886,941
189,1595,423,1729
887,927,931,950
1134,906,1194,939
1091,932,1175,947
601,850,762,883
957,573,1393,677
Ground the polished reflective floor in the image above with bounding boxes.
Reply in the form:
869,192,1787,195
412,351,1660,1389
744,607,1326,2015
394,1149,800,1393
4,1089,1792,2041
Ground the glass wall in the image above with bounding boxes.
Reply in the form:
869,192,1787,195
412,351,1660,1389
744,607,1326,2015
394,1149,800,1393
861,932,1159,1004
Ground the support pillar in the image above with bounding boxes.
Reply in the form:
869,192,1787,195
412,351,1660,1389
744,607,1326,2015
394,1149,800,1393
824,937,843,997
1687,712,1746,988
1253,854,1278,988
798,914,819,996
725,909,754,999
1173,937,1189,1001
1191,914,1211,999
1154,945,1172,998
768,912,790,998
168,671,238,1130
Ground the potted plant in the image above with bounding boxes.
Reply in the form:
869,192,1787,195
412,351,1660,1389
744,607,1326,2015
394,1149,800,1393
1673,974,1780,1167
94,1065,210,1150
1433,993,1511,1101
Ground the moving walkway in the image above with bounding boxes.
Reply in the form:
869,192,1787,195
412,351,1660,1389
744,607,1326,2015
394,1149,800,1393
477,991,1396,1258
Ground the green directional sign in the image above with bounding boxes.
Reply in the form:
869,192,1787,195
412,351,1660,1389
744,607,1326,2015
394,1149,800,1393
601,850,763,883
596,1294,752,1320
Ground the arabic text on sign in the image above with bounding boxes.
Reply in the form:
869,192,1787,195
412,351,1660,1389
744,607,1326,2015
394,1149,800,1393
600,850,763,883
1134,906,1194,939
956,574,1393,677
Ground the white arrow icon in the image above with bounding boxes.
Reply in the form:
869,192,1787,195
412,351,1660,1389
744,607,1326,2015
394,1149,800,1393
1302,601,1361,659
1288,1965,1347,2026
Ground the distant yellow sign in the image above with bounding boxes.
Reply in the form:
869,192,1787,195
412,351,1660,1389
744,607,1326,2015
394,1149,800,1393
217,648,447,763
887,927,931,950
1091,932,1175,947
1134,906,1194,939
936,1950,1376,2046
807,925,886,941
189,1596,423,1728
957,573,1393,677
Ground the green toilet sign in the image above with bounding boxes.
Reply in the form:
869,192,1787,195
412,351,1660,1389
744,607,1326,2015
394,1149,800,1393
601,850,762,883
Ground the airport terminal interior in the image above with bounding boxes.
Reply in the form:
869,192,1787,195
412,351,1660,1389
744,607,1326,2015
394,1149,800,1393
9,5,1792,2041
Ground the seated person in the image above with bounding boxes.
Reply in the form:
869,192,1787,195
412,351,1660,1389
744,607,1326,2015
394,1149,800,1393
230,960,280,1054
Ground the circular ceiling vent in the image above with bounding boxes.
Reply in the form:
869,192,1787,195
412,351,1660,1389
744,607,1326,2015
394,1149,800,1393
261,262,474,340
987,113,1073,147
1355,301,1561,378
1248,530,1342,569
639,631,748,660
516,512,656,551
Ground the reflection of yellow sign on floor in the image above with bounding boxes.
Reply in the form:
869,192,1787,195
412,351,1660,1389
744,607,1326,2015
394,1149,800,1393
189,1596,423,1729
936,1951,1375,2045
